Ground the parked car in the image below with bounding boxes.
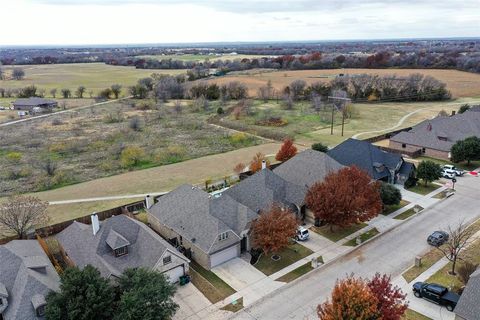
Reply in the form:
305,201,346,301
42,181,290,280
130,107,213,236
413,282,459,311
427,231,449,246
442,168,456,179
295,226,310,241
443,165,464,176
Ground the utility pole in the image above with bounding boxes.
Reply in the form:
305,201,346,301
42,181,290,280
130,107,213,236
327,94,351,136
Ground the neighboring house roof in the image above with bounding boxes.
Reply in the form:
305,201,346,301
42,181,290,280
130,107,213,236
12,97,57,107
0,240,60,320
149,185,245,254
224,168,306,211
56,215,188,278
273,149,344,189
327,138,404,180
390,112,480,152
454,268,480,320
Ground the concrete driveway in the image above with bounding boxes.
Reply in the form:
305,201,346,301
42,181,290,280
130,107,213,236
173,283,211,320
212,258,266,291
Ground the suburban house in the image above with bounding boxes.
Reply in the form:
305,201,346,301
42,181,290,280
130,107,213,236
12,97,58,114
328,138,415,184
389,111,480,160
148,185,257,270
56,214,190,283
454,268,480,320
0,240,60,320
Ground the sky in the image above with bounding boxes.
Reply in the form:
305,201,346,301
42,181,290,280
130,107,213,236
1,0,479,46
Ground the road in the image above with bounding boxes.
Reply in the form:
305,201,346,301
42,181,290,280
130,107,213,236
232,176,480,320
0,97,131,128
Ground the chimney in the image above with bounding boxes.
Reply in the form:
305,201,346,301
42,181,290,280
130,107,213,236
91,213,100,236
145,195,153,209
451,110,456,116
261,160,267,170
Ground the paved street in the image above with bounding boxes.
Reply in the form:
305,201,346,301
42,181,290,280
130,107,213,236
231,175,480,320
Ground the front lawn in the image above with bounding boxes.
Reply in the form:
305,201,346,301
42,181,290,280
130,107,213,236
394,206,423,220
407,183,441,195
190,261,236,303
344,228,380,246
310,223,368,242
221,297,244,313
276,258,323,283
254,243,313,276
382,200,410,216
402,309,432,320
402,246,445,283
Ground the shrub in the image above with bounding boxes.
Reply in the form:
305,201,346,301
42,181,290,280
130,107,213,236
104,111,124,123
229,132,248,144
51,118,63,126
129,116,144,131
120,146,146,168
404,177,418,189
217,107,224,115
6,152,22,162
312,142,329,153
380,182,402,206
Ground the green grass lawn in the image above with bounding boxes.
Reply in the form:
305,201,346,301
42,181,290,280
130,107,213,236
402,309,432,320
254,243,313,276
310,223,368,242
394,206,424,220
426,236,480,292
402,246,446,283
220,297,244,313
382,200,410,215
407,183,441,195
190,261,236,303
344,228,380,246
276,259,323,283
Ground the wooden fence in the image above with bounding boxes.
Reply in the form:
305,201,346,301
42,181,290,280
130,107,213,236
363,127,412,143
377,145,422,158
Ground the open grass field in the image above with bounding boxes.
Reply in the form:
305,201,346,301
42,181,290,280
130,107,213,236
135,53,275,62
207,68,480,98
0,63,184,96
0,98,263,196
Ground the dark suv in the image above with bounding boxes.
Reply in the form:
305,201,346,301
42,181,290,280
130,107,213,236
413,282,459,311
427,231,449,247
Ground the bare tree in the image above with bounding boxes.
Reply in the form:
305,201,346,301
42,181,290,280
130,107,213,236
311,93,323,115
282,94,294,110
12,68,25,80
0,68,4,80
39,158,58,176
436,221,474,275
38,88,46,98
50,88,57,98
76,86,86,98
0,196,49,239
111,84,122,99
173,100,182,114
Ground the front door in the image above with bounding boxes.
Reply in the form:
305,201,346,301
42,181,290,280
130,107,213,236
240,236,247,253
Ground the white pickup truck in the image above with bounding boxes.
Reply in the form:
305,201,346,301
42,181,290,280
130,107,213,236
443,165,464,176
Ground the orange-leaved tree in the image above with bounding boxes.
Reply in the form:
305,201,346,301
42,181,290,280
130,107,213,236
233,162,246,175
251,204,297,254
250,152,270,173
275,138,298,162
318,275,378,320
305,166,382,229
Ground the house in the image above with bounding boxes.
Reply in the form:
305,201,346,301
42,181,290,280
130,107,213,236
389,111,480,160
328,138,415,184
454,268,480,320
56,214,189,283
148,185,257,270
0,240,60,320
12,97,58,114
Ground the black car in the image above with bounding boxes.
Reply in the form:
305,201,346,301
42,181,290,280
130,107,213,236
413,282,459,311
427,231,449,247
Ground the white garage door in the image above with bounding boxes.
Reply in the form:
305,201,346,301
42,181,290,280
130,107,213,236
164,265,185,283
210,246,238,268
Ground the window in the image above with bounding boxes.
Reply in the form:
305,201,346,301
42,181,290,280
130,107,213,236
422,148,426,154
218,232,229,241
402,143,406,148
163,255,172,265
114,246,128,257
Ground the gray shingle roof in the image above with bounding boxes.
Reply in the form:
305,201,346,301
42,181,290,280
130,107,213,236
12,97,57,107
149,185,243,253
454,268,480,320
56,215,188,278
327,138,403,180
273,149,344,189
224,168,306,211
105,229,130,250
390,112,480,152
0,240,60,320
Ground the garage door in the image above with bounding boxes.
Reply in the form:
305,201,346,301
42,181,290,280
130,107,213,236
210,246,238,268
164,265,185,283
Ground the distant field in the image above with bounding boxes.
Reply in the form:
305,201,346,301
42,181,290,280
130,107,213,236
205,68,480,98
0,63,184,96
135,53,275,62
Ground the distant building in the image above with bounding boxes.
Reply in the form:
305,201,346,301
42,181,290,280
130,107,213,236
454,267,480,320
389,111,480,160
12,98,57,114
